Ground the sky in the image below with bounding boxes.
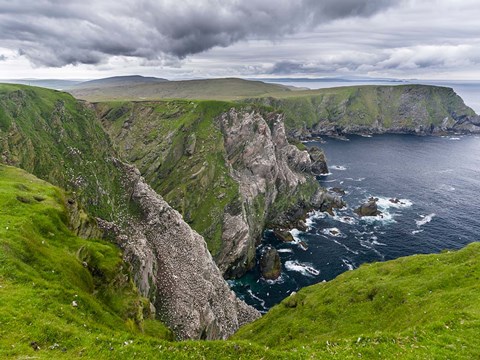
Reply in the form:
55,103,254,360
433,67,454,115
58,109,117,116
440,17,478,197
1,0,480,80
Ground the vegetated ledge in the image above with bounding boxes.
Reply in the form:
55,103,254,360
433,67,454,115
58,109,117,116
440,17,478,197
0,84,260,341
95,100,340,279
245,84,480,139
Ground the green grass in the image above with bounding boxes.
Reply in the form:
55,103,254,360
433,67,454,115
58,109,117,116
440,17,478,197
234,242,480,359
0,164,300,359
1,164,479,359
96,100,243,257
245,84,476,134
0,83,129,222
70,78,292,102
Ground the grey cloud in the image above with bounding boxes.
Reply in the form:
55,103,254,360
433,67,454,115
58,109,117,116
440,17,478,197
0,0,398,67
0,54,6,61
268,44,480,76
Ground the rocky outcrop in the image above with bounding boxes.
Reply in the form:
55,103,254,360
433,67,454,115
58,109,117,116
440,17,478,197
259,246,281,280
248,85,479,138
102,159,260,340
355,198,381,217
216,109,331,278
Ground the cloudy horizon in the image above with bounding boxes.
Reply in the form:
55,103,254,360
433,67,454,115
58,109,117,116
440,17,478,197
1,0,480,80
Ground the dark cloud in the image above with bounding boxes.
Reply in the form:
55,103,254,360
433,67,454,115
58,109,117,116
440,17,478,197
0,0,398,67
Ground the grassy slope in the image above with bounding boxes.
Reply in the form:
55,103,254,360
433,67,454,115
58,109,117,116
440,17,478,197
246,84,476,132
235,242,480,359
70,78,292,102
96,100,243,257
2,165,478,359
0,164,295,359
0,83,129,222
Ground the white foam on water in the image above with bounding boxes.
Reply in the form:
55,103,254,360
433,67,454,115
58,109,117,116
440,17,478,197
330,165,347,171
289,228,302,243
285,260,320,277
332,214,356,225
412,229,424,235
321,178,336,182
321,227,344,237
360,211,396,225
319,172,333,176
277,248,294,253
341,258,354,270
330,237,359,255
376,197,413,210
415,213,436,227
449,137,461,140
247,289,266,310
264,274,286,285
305,210,327,230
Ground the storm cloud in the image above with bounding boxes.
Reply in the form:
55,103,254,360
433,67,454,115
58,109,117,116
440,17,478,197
0,0,398,67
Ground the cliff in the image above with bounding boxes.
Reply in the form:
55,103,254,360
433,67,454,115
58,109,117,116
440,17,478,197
0,84,259,339
97,101,331,278
2,168,478,358
248,84,480,137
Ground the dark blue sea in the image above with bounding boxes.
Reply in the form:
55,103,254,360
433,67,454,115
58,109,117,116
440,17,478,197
231,134,480,311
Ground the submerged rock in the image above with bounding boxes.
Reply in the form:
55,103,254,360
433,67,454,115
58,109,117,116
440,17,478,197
260,246,281,280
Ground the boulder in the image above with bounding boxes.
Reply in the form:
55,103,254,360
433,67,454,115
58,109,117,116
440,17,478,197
273,229,294,242
260,246,281,280
308,146,329,175
355,199,381,217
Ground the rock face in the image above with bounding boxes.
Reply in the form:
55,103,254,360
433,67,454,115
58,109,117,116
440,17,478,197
216,109,331,278
259,246,281,280
355,199,381,217
103,160,260,340
98,102,331,278
250,85,479,138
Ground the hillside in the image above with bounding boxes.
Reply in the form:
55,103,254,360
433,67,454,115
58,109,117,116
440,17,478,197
235,242,480,359
1,166,479,358
73,75,169,90
0,83,261,340
95,100,330,277
246,84,480,136
70,77,293,101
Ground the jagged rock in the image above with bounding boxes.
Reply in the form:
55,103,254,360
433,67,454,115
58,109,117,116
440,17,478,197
273,230,294,242
184,133,196,156
259,246,281,280
108,159,260,340
355,199,381,217
307,146,329,175
216,109,328,277
330,187,346,195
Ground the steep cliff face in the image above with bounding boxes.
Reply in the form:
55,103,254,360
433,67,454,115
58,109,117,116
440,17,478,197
0,84,259,340
98,102,330,277
101,160,260,340
216,109,328,277
249,85,479,137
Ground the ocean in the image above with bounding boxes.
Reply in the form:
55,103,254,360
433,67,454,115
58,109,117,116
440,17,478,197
231,134,480,312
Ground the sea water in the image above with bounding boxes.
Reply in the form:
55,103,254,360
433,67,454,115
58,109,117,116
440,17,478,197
231,134,480,312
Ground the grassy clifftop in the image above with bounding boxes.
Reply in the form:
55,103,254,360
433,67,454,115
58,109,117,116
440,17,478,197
2,165,478,358
234,242,480,358
70,78,292,102
0,84,128,221
247,84,477,135
0,164,296,359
